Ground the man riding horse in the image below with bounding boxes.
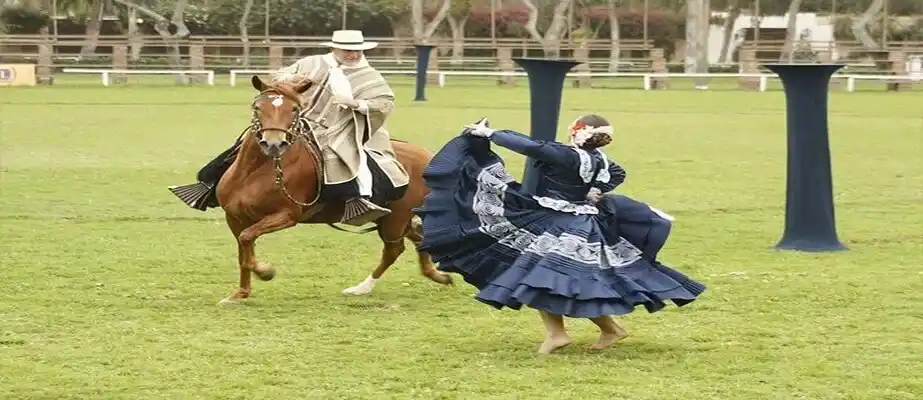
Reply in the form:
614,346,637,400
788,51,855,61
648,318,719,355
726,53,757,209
169,30,409,226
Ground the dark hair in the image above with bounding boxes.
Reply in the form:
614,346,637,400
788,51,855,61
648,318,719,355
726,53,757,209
573,114,612,150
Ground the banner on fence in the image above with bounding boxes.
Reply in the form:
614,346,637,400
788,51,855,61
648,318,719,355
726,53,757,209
0,64,37,87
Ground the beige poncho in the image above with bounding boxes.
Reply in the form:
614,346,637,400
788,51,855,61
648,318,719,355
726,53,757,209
272,53,409,190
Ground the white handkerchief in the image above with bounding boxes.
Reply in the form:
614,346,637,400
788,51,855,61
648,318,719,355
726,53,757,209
327,67,354,104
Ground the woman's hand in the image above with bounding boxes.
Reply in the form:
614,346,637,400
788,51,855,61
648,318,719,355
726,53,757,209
586,187,602,203
463,117,495,137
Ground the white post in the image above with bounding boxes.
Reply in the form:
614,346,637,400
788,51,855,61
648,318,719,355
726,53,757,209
207,71,215,86
230,71,237,87
642,74,651,90
759,75,767,92
438,72,446,88
846,76,856,92
102,71,110,86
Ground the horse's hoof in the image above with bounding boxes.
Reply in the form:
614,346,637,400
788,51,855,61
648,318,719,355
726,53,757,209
342,285,373,296
217,297,245,306
253,263,276,281
342,275,377,296
427,271,454,286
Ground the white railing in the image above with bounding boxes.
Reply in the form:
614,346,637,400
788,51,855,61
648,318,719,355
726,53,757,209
642,73,774,91
59,68,920,92
842,74,922,92
60,68,216,86
641,72,922,92
229,69,649,88
230,69,421,87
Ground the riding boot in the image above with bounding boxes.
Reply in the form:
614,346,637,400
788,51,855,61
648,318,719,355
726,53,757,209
168,139,242,211
340,196,392,226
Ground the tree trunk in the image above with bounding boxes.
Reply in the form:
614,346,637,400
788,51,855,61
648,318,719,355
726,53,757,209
112,0,189,83
851,0,885,49
170,0,190,38
521,0,573,58
387,17,414,61
412,0,452,44
78,0,105,58
447,16,469,65
695,0,711,89
717,4,741,63
684,0,700,73
542,0,571,58
695,0,710,84
128,7,142,61
239,0,255,67
780,0,805,62
608,0,620,72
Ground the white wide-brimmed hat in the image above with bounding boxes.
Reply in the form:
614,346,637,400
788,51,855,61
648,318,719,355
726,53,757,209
321,30,378,51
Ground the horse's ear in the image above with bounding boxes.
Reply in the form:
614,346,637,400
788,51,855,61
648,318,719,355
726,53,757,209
251,75,269,91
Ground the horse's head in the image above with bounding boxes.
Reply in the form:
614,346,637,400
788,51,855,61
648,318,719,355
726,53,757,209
249,75,312,158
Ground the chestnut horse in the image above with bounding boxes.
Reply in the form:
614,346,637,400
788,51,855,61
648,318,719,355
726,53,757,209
215,75,453,305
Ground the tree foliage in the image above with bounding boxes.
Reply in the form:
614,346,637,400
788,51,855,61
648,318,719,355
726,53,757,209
3,0,922,43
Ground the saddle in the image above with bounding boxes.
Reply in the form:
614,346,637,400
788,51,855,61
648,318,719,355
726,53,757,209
168,138,408,227
322,148,409,226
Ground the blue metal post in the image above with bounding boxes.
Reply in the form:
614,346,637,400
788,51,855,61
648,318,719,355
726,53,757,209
512,58,582,192
764,63,848,252
413,45,434,102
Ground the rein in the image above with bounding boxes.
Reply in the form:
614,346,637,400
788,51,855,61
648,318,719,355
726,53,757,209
250,85,380,235
250,90,325,209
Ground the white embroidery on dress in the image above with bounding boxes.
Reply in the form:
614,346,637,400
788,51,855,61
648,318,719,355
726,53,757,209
472,162,642,268
532,196,599,215
574,148,594,183
572,148,611,184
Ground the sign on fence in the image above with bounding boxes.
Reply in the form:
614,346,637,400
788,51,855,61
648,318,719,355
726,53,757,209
908,56,923,79
0,64,37,87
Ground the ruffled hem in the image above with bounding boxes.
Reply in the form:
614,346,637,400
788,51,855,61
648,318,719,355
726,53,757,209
472,261,706,318
416,135,706,318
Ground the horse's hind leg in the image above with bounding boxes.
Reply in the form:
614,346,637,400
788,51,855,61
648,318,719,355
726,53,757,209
406,216,453,286
341,216,408,296
341,205,429,296
219,211,297,305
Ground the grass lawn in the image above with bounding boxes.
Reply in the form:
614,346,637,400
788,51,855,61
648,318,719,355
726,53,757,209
1,76,921,399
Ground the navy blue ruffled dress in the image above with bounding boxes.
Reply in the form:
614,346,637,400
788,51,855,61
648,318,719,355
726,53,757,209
414,130,706,318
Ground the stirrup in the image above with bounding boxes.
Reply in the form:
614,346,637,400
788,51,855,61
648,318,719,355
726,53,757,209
341,197,391,226
168,181,213,211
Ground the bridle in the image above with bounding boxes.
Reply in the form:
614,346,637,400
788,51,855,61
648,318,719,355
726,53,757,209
250,89,326,208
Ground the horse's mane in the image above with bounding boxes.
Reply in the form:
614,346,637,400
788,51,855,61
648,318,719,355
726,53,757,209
260,81,307,106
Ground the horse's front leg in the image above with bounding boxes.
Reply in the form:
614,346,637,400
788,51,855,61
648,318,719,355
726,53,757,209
219,211,298,305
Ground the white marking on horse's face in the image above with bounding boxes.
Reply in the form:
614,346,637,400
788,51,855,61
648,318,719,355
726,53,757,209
270,95,284,107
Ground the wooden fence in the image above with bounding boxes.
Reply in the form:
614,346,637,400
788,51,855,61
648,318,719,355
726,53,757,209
1,34,920,89
0,34,663,86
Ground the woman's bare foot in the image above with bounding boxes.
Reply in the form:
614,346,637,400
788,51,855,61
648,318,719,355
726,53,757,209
589,328,628,350
538,334,573,355
587,316,629,350
537,311,571,355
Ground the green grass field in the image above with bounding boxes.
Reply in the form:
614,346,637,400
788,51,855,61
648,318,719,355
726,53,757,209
1,76,921,399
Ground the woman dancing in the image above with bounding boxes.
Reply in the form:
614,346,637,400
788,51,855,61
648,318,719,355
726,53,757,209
414,115,706,355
